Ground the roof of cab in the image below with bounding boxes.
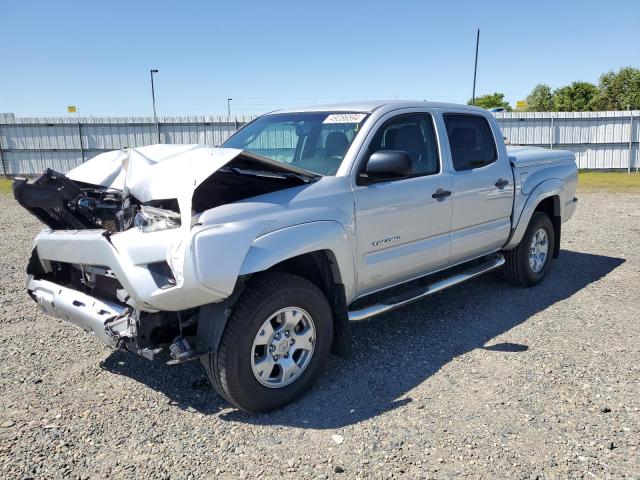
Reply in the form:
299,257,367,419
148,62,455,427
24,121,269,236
271,100,487,115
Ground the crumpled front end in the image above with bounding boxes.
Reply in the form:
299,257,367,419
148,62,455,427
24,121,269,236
24,221,264,358
17,144,316,357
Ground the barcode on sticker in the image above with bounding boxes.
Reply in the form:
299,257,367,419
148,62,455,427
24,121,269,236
323,113,367,124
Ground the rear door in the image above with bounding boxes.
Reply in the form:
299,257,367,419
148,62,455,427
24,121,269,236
442,111,514,263
352,111,453,296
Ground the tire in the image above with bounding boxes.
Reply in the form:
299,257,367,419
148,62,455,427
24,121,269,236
204,272,333,413
503,211,555,287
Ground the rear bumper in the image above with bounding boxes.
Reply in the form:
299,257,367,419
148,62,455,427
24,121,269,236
28,277,130,347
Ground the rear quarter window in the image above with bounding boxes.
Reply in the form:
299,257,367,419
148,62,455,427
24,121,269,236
443,114,497,171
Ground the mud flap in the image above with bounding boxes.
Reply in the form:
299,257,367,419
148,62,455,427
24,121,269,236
331,283,351,358
195,282,247,360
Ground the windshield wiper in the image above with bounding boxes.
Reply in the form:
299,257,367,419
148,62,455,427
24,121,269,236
221,167,318,183
240,151,322,181
228,167,288,179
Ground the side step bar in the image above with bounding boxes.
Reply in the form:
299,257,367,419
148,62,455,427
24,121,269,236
348,254,505,322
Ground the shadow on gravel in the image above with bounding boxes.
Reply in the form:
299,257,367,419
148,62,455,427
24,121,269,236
100,351,225,414
482,342,529,352
101,250,623,428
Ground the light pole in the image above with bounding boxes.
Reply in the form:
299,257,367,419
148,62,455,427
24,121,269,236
471,29,480,106
227,98,232,117
150,69,160,143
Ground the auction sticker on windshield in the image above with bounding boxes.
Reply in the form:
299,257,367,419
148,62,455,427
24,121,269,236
323,113,367,124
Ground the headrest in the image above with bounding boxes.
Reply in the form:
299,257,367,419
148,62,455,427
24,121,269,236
450,127,477,149
325,131,350,157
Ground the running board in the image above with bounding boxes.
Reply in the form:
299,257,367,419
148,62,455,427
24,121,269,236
348,254,505,322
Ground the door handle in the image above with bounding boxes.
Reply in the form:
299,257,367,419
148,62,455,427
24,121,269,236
495,178,509,189
432,188,452,200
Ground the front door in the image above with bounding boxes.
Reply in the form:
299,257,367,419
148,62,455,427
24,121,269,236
353,113,453,296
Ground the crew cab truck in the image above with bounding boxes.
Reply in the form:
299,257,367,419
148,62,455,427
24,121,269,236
14,101,578,412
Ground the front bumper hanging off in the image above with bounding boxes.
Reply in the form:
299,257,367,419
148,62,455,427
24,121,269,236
27,276,131,347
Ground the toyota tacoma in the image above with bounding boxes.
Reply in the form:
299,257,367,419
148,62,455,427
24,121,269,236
14,101,578,412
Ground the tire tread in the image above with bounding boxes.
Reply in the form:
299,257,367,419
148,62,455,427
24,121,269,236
206,272,329,411
503,211,554,287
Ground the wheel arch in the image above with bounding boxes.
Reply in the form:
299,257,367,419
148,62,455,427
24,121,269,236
198,222,356,359
533,196,561,258
259,249,351,357
504,178,564,253
238,221,356,300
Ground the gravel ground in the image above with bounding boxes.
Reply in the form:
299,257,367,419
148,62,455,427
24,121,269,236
1,190,639,479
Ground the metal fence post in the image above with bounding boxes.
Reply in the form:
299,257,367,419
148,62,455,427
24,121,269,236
38,135,44,174
629,112,634,174
0,132,6,177
550,115,554,150
78,118,85,163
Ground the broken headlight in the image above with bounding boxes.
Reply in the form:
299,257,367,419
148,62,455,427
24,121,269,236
134,206,181,233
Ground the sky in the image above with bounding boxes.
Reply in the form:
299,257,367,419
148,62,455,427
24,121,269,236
0,0,638,118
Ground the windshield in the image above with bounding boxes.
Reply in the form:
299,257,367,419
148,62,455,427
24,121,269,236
221,112,368,175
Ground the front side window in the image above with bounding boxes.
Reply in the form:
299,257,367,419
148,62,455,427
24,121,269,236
367,113,440,176
222,112,367,175
443,113,497,171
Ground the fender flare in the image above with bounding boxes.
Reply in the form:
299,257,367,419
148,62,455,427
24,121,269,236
238,221,357,303
197,221,356,359
503,178,564,250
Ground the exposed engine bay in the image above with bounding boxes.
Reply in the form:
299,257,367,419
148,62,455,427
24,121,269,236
13,146,316,234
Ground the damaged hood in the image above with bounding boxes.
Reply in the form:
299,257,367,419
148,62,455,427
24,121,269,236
66,144,318,229
67,144,316,201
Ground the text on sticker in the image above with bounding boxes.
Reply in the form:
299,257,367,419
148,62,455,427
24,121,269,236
323,113,367,124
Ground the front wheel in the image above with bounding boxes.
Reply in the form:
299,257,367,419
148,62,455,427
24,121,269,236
204,273,333,413
503,211,555,287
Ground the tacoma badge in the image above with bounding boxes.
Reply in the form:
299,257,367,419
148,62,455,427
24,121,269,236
371,236,401,247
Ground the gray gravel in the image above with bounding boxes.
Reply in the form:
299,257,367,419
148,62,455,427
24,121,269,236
1,190,639,479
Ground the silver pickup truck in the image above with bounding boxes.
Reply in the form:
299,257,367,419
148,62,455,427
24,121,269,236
14,101,578,412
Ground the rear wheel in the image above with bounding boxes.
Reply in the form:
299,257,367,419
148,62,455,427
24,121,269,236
204,272,333,413
504,211,555,287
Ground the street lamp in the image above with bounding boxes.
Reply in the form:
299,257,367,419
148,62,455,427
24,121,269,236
471,29,480,106
150,69,160,143
227,98,232,117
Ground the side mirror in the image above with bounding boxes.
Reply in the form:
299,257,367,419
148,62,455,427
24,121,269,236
363,150,413,182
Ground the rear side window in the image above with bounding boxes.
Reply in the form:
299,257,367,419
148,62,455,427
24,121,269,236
443,114,497,171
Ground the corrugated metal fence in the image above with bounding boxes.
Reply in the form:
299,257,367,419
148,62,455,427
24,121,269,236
1,111,638,175
494,111,639,172
0,114,249,175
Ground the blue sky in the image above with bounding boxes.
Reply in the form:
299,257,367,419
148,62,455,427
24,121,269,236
1,0,638,117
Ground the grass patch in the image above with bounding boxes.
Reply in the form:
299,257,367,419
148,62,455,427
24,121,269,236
0,178,12,194
578,171,640,192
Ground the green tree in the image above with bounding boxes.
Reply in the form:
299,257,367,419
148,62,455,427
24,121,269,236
467,92,512,111
525,84,553,111
591,67,640,110
551,82,599,111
